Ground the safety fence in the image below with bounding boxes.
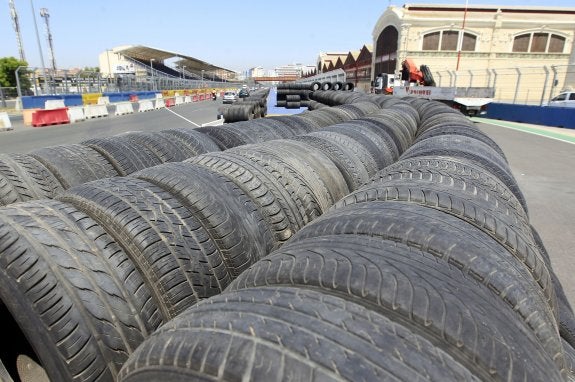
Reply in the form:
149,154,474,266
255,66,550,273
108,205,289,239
433,64,575,106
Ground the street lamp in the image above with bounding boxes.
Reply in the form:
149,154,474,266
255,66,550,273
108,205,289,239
150,58,155,90
30,0,49,94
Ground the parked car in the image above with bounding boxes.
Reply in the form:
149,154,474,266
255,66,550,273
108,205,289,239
544,91,575,108
222,91,238,104
238,88,250,98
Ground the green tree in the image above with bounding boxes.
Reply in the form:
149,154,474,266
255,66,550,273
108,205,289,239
0,57,31,96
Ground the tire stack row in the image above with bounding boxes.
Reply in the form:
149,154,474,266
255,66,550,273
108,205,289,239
0,128,222,206
1,95,574,381
116,99,575,381
276,81,355,109
0,93,385,209
221,88,270,122
0,95,418,381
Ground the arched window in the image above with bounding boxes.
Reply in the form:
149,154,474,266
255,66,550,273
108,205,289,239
374,26,398,76
512,32,566,53
422,30,477,51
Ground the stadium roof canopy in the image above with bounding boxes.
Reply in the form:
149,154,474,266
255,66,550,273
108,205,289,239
113,45,235,75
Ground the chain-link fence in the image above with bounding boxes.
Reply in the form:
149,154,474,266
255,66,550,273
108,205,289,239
11,67,242,99
434,64,575,106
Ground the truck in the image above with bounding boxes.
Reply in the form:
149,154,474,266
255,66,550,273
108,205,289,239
373,59,494,117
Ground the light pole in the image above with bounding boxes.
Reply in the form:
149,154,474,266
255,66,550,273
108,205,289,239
150,58,155,90
30,0,49,94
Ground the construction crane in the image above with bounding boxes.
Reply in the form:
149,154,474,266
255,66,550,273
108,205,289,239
9,0,26,62
40,7,56,72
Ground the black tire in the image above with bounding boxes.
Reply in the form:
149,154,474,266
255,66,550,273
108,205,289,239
81,136,164,176
531,223,575,349
321,124,392,170
246,140,349,212
117,286,480,382
133,162,274,277
306,130,379,177
0,174,18,206
29,144,119,189
285,201,562,364
380,155,529,220
414,124,508,162
186,151,305,248
0,200,154,381
420,64,436,86
320,81,332,91
58,177,233,320
290,134,371,192
156,128,221,155
310,81,321,91
121,131,195,163
400,134,528,213
373,157,533,238
0,153,64,204
222,146,322,226
335,181,556,315
195,125,255,150
355,115,412,155
229,235,563,381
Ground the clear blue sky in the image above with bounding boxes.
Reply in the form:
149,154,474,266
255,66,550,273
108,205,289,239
1,0,573,73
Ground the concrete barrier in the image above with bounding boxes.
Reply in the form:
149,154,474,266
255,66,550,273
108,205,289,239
84,104,109,119
155,98,166,109
115,102,135,116
138,100,154,112
23,108,40,126
0,112,13,131
175,96,185,105
31,108,70,127
67,106,86,123
184,95,192,103
97,96,110,105
45,99,66,110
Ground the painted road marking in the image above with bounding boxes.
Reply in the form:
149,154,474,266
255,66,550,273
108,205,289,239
473,117,575,145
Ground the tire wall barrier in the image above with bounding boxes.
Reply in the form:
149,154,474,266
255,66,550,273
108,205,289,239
0,91,573,382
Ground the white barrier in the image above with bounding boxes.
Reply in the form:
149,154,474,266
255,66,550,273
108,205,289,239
97,96,110,105
84,104,109,119
0,112,13,131
154,98,166,109
67,106,85,123
138,100,154,112
45,99,66,109
184,95,192,103
175,96,185,105
115,102,134,116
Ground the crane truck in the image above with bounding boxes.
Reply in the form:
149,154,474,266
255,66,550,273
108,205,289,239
373,59,494,117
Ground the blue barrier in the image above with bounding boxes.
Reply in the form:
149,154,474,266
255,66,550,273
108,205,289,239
484,103,575,129
21,95,63,109
22,95,83,109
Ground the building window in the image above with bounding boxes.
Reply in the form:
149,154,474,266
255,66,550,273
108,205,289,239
512,32,566,53
422,30,477,51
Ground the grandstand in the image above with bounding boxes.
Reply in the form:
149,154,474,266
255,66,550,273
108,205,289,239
98,45,236,83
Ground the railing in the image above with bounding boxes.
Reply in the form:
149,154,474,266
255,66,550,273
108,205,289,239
13,66,244,97
433,64,575,106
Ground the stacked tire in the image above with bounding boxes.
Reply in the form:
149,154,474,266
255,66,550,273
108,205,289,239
116,100,575,382
0,95,573,382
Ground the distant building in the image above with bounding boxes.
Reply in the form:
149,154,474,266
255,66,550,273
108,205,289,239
372,4,575,102
317,52,348,73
